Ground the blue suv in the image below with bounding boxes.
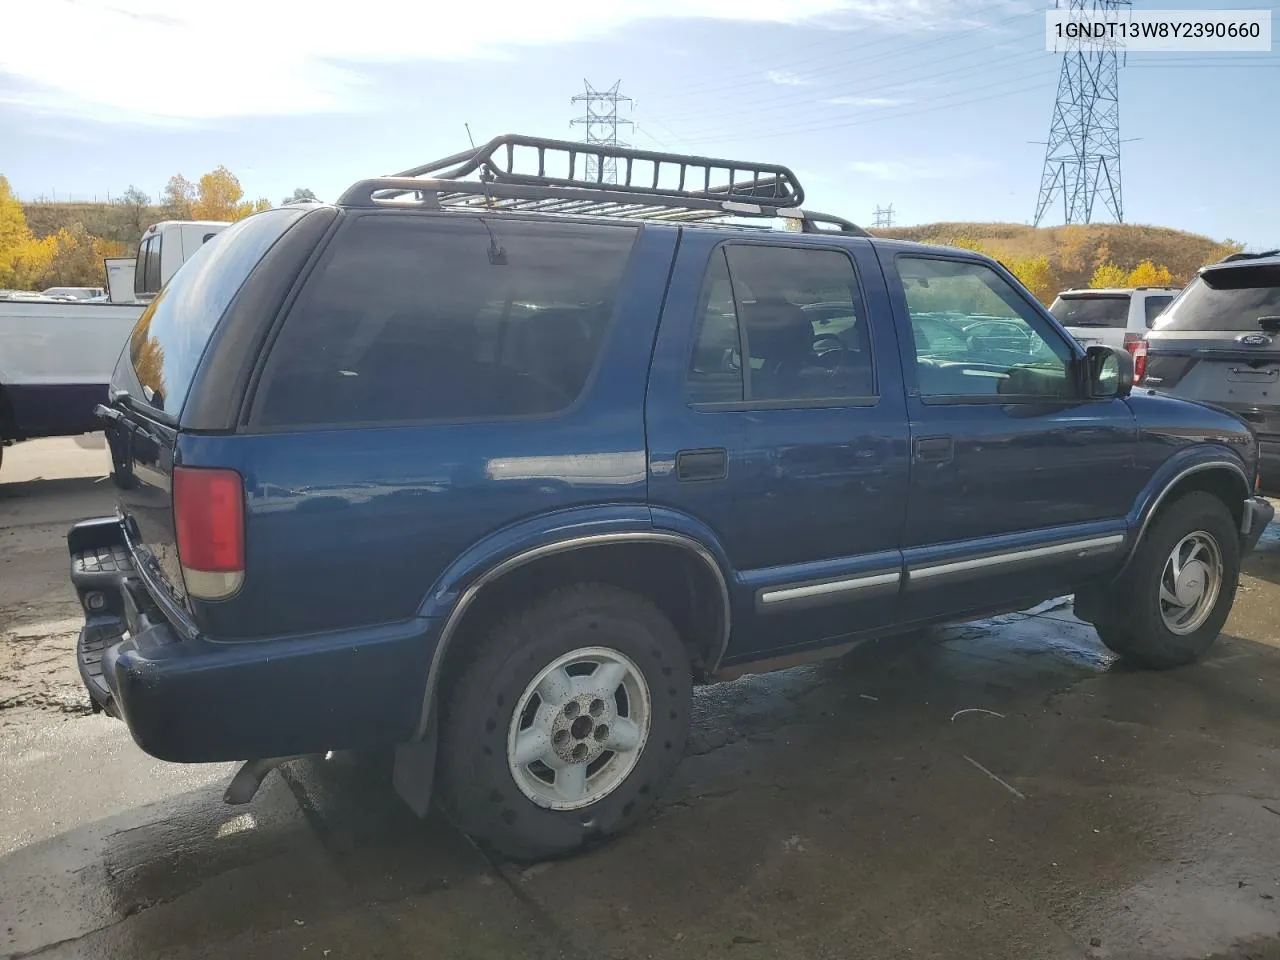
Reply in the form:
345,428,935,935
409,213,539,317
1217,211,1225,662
69,135,1273,858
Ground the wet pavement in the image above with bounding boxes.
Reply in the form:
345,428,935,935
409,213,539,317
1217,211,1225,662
2,438,1279,959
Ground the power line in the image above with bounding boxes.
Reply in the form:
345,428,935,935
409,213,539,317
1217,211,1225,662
669,0,1035,99
1033,0,1129,227
873,204,896,228
570,80,634,184
678,68,1059,146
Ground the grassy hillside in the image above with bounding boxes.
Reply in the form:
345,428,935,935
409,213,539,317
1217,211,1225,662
23,202,165,250
871,221,1238,294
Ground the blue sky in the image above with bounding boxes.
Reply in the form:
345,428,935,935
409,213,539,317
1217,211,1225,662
1,0,1276,247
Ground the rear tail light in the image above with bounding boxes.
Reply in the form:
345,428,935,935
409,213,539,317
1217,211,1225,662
173,466,245,600
1125,334,1148,382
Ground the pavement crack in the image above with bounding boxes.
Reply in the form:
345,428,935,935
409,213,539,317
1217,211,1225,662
456,829,590,960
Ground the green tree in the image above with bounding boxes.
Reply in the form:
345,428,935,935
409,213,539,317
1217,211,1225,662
109,185,152,243
283,187,318,204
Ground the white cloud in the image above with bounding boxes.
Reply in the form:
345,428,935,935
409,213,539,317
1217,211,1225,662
766,70,816,87
825,95,910,107
849,156,993,181
0,0,857,123
1,0,1009,123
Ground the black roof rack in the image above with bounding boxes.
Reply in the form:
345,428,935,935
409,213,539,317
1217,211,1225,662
337,134,867,236
1217,249,1280,264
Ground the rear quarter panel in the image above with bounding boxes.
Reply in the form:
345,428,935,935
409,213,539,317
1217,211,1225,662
182,226,681,640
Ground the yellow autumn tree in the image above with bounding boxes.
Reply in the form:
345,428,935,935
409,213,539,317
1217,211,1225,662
192,166,246,221
232,197,272,220
1005,255,1054,304
0,175,59,289
0,174,27,251
1127,259,1174,287
1089,262,1130,288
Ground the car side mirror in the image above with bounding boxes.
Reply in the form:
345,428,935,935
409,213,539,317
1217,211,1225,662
1084,344,1133,399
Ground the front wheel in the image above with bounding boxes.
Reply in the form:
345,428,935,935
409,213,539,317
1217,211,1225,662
438,584,692,859
1093,492,1240,669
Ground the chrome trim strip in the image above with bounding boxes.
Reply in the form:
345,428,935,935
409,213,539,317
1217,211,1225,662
759,570,900,606
909,534,1125,584
413,531,731,739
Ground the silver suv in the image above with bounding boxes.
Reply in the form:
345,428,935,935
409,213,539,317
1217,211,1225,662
1050,286,1181,352
1143,251,1280,494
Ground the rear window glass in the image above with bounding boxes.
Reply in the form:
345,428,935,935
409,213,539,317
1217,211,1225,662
1155,264,1280,332
1049,295,1130,328
1143,295,1174,327
254,215,638,427
126,209,304,415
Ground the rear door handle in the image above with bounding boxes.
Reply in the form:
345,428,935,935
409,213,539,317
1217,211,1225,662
913,436,953,464
676,448,728,482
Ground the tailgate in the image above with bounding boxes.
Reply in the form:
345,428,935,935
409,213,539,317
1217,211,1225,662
1145,332,1280,436
102,393,187,608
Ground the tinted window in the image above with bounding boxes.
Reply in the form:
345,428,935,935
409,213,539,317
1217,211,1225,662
1143,295,1174,327
127,209,304,414
687,250,743,404
685,244,873,405
255,215,637,427
1049,294,1130,328
899,257,1073,400
1155,265,1280,332
135,236,159,298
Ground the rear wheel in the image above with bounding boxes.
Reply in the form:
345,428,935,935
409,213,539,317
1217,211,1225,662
1093,492,1239,669
438,584,692,860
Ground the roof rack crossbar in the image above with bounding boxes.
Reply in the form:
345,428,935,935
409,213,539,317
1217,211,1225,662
340,134,868,235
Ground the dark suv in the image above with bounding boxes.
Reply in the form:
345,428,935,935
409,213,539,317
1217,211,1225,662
69,136,1273,859
1141,250,1280,493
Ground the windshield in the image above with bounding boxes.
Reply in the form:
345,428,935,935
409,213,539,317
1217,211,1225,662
1154,264,1280,332
1049,295,1130,328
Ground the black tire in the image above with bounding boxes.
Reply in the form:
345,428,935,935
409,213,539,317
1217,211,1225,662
1093,492,1240,669
438,583,692,860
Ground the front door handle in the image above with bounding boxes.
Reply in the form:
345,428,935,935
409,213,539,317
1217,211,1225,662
913,436,953,464
676,448,728,482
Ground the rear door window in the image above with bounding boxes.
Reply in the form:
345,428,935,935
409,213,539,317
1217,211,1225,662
685,243,874,406
124,209,305,416
1049,294,1130,328
253,215,638,427
1154,264,1280,332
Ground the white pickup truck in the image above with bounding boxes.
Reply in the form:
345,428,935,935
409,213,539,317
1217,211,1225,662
0,220,227,467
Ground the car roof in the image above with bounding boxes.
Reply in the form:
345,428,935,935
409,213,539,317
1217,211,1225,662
1202,252,1280,276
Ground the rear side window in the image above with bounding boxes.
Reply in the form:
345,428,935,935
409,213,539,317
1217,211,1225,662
1155,265,1280,332
134,236,161,298
254,215,637,427
686,243,874,406
1143,295,1174,328
126,209,305,415
1049,295,1130,328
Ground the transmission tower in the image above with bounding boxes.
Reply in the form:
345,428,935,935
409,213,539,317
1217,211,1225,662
1033,0,1129,226
570,80,633,184
872,204,896,228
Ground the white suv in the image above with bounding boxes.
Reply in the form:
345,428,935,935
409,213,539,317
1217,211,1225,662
1049,287,1181,352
